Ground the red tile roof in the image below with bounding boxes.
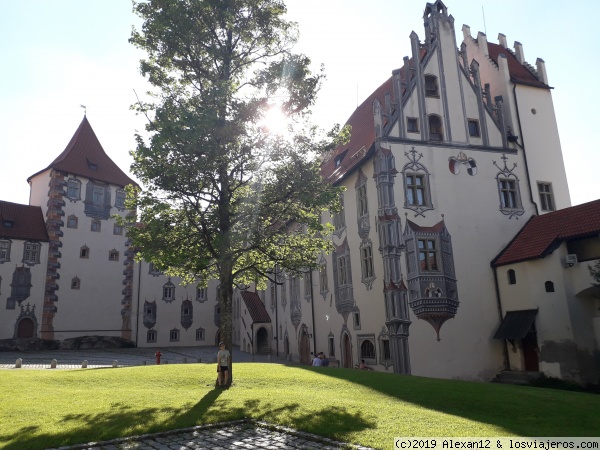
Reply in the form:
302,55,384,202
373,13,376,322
487,42,550,89
28,116,137,188
0,201,49,241
241,291,271,323
493,200,600,267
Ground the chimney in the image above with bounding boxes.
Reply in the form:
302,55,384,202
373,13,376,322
514,41,525,64
477,32,488,57
536,58,549,85
498,33,508,48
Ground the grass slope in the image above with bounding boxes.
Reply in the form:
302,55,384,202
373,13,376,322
1,363,599,449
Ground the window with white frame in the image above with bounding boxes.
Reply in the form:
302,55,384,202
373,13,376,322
538,182,555,212
115,189,126,209
418,238,438,272
196,283,208,302
498,177,521,210
337,255,349,287
66,178,81,200
163,280,175,302
0,240,11,262
23,242,40,265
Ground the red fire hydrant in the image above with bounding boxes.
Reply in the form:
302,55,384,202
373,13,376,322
155,350,162,365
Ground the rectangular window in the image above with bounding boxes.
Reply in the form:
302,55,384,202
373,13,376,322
499,178,519,209
356,184,368,217
353,311,361,330
270,283,276,307
91,220,101,232
92,186,105,206
407,117,419,133
328,335,335,357
319,265,328,293
196,328,205,341
418,239,438,271
537,182,555,211
67,216,78,229
80,247,89,259
382,339,391,360
468,119,480,137
361,245,374,279
71,278,80,289
23,243,40,264
115,189,126,209
170,329,180,342
147,330,157,343
0,240,11,261
109,250,119,261
113,224,123,235
67,179,80,199
405,174,427,206
337,256,348,286
196,286,208,302
304,273,311,297
333,194,345,231
163,285,175,301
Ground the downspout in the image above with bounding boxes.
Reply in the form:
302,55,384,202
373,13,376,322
135,260,142,347
492,266,510,371
512,83,539,216
309,269,317,357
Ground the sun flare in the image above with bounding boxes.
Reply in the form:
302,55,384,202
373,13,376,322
261,106,289,135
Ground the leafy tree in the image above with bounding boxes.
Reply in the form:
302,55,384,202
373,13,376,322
128,0,345,384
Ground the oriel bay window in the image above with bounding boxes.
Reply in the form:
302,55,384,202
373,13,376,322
418,238,438,271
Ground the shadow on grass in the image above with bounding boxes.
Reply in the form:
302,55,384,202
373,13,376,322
295,365,600,436
1,383,374,450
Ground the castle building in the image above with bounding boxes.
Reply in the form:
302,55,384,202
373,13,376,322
1,1,598,384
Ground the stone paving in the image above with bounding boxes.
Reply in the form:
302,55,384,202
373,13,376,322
1,348,375,449
45,419,374,450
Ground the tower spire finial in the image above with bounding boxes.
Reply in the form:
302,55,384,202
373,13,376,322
80,104,87,116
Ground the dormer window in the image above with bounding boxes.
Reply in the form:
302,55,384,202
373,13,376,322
425,75,439,97
87,159,98,171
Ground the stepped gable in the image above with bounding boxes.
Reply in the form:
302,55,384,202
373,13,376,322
240,291,271,323
0,201,49,241
28,116,137,188
493,199,600,267
487,42,550,89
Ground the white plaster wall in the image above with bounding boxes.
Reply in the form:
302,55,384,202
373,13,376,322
0,240,48,339
28,171,52,214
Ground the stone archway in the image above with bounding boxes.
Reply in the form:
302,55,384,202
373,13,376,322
298,325,310,365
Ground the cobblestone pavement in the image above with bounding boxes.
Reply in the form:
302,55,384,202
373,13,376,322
46,420,374,450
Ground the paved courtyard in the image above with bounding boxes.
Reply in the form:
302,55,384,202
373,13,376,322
1,347,373,449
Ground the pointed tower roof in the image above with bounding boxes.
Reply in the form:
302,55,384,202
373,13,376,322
28,116,137,187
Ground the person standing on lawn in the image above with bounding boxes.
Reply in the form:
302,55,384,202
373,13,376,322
217,342,230,386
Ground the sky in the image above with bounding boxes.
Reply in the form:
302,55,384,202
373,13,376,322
1,0,598,206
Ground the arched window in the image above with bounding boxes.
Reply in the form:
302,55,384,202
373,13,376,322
507,269,516,285
428,115,443,141
360,340,375,359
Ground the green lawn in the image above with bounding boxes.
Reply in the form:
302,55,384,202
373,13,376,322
1,363,599,449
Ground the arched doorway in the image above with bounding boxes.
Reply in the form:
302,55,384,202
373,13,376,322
16,318,35,338
342,332,352,368
256,327,269,354
299,325,310,365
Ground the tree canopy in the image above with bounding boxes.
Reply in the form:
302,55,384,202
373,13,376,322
127,0,346,365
